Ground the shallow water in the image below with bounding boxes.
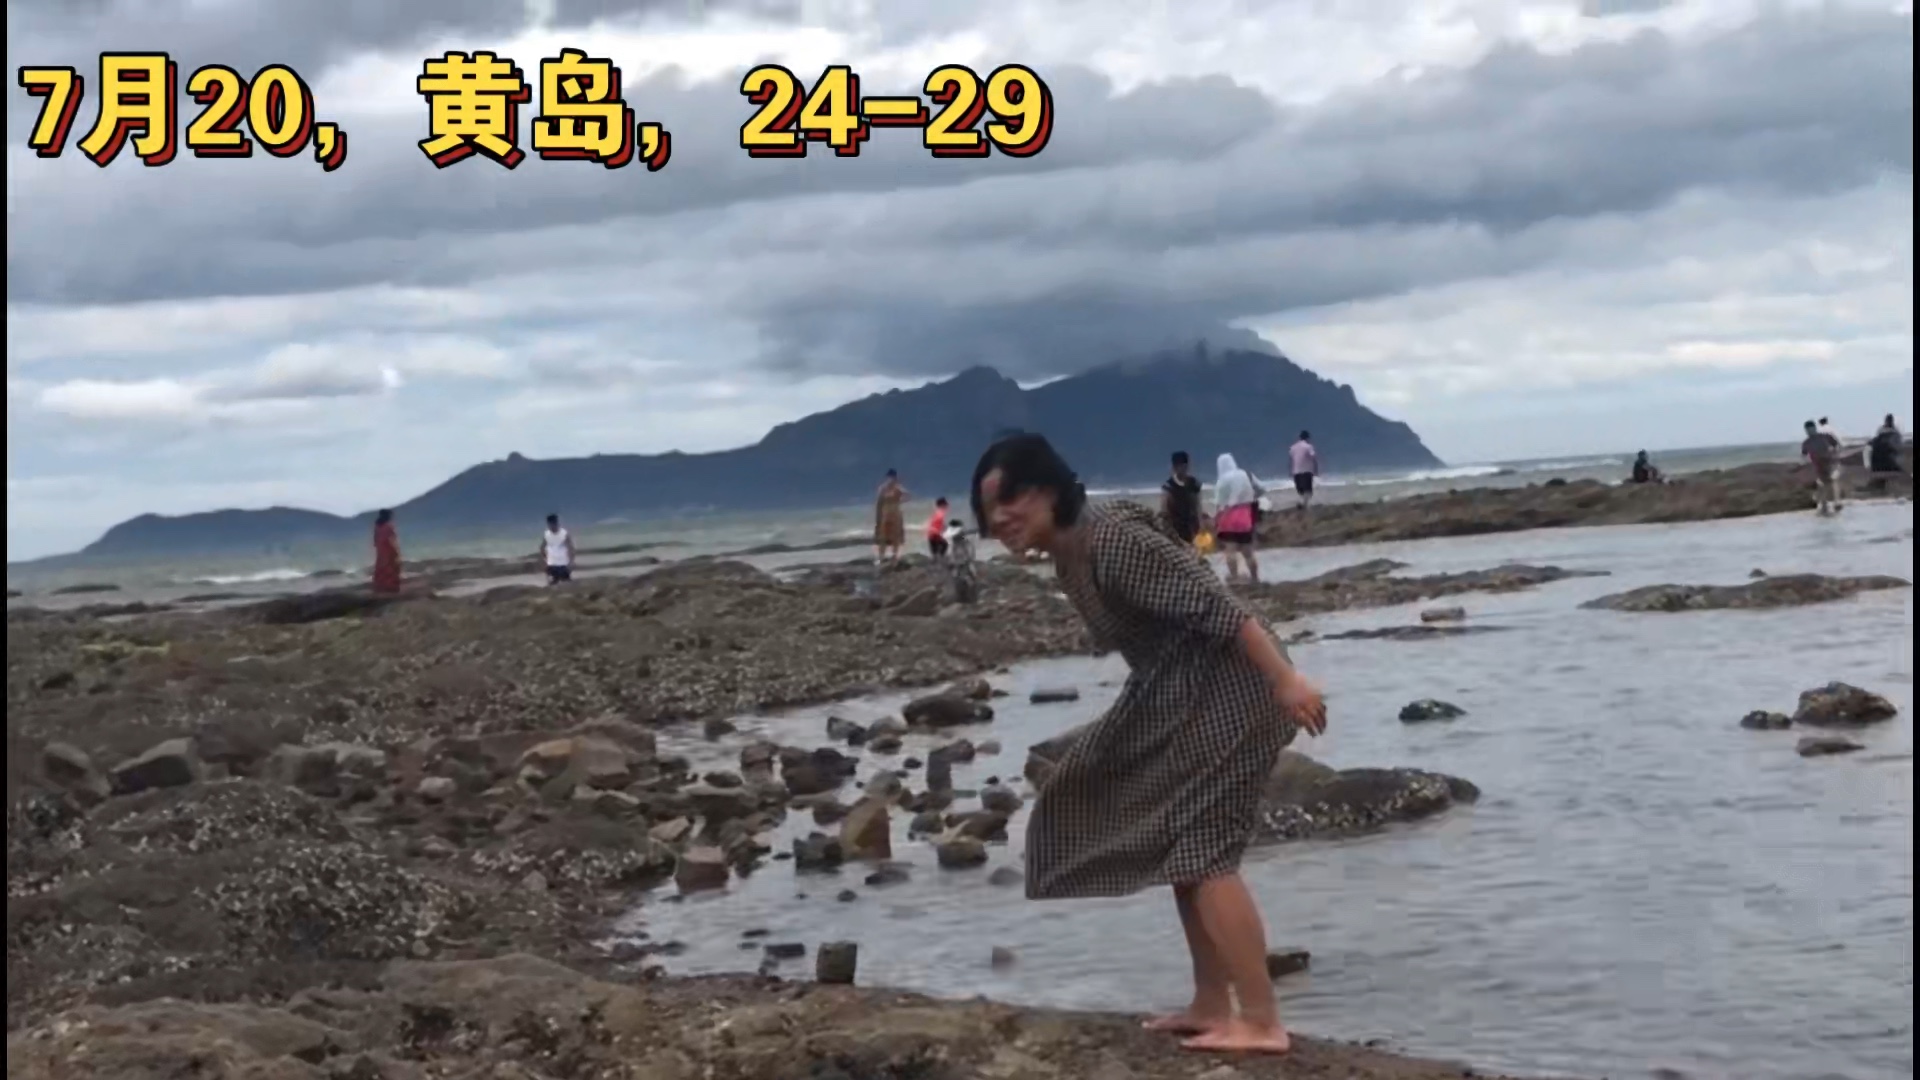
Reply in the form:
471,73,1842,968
626,502,1914,1080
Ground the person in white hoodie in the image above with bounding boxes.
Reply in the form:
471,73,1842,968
1211,453,1265,584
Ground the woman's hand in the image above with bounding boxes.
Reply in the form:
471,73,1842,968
1275,670,1327,736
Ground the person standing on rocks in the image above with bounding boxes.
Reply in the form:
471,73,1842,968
1161,451,1204,545
1287,431,1320,512
541,514,576,585
1868,414,1905,485
1802,419,1842,515
874,469,909,566
970,433,1327,1057
927,497,951,559
1211,453,1264,583
371,510,402,595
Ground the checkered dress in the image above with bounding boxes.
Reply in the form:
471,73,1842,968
1026,501,1296,900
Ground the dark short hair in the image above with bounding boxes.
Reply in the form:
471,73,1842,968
971,433,1086,539
935,496,948,507
1299,430,1311,441
1171,451,1189,466
1805,419,1818,429
546,514,559,525
375,509,393,525
885,468,897,478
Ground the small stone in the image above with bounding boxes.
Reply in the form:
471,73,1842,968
909,811,945,834
1265,948,1312,978
763,942,806,960
1797,735,1865,758
946,676,994,701
41,742,110,805
903,694,994,728
521,870,549,894
810,800,850,826
826,715,864,743
110,737,204,795
702,770,745,789
1398,699,1466,723
980,784,1023,815
864,862,911,888
1749,568,1768,579
740,740,778,770
416,776,457,802
702,717,737,740
976,740,1002,756
816,941,859,984
987,866,1024,888
839,796,893,860
990,946,1017,968
835,889,859,902
792,832,846,871
936,836,989,868
1739,710,1793,730
675,846,731,892
868,733,904,754
649,817,694,846
1029,687,1080,704
1419,606,1467,623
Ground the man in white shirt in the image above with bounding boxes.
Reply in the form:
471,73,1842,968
1288,430,1320,512
541,514,576,584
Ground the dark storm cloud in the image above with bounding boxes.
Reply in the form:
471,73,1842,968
6,5,1911,389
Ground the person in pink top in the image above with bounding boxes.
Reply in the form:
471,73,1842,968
1287,431,1320,512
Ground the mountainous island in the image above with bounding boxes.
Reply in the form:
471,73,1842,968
46,347,1441,562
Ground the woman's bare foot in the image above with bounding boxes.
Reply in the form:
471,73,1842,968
1180,1018,1292,1055
1142,1011,1227,1035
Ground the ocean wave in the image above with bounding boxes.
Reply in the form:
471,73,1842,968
181,568,314,586
1517,456,1625,473
1348,464,1510,487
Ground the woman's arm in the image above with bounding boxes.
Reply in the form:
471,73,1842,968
1237,618,1326,735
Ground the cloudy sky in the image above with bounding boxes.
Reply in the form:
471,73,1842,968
6,0,1913,559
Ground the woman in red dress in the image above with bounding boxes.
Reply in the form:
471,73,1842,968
371,509,402,595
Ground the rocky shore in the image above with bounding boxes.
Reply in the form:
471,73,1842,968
1257,460,1911,548
0,547,1621,1077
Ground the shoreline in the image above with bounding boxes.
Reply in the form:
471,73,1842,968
1,545,1618,1079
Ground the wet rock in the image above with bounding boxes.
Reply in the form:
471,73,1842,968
925,755,955,792
1398,699,1466,723
253,589,400,625
1739,710,1793,731
110,737,205,795
740,740,778,770
649,817,693,846
945,676,994,701
763,942,806,960
980,784,1023,815
867,717,908,739
42,741,110,805
839,796,892,861
781,747,858,797
1023,726,1084,786
809,799,850,826
991,946,1018,969
903,694,994,729
1322,624,1506,642
1582,574,1910,613
826,715,865,744
816,940,858,984
930,739,977,766
683,783,761,823
937,836,989,868
902,756,924,770
416,776,457,802
1749,568,1768,579
1792,682,1899,728
517,735,632,791
900,788,954,814
949,810,1010,842
1266,948,1312,978
1419,606,1467,623
863,862,911,888
976,740,1003,756
675,846,731,892
703,770,745,789
987,866,1024,888
865,770,905,799
578,788,642,817
908,809,944,834
792,832,846,871
835,888,859,903
867,733,904,754
1030,687,1081,704
702,717,737,740
1797,735,1865,758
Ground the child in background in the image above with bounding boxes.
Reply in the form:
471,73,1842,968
927,497,951,558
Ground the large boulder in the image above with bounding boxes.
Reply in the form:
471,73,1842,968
1581,574,1910,613
42,742,111,805
1791,682,1899,728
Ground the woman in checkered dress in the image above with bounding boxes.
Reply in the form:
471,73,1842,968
970,433,1328,1057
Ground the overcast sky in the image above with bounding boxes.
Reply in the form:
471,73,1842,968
6,0,1913,559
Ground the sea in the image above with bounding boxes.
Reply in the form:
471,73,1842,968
6,441,1809,605
7,439,1913,1080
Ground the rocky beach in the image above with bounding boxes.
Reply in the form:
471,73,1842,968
7,463,1913,1080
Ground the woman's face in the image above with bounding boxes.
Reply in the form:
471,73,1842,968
981,469,1055,552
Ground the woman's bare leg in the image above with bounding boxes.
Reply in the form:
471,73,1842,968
1180,874,1292,1055
1143,885,1233,1034
1244,547,1260,584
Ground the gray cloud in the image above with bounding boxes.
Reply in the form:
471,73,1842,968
1580,0,1676,15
